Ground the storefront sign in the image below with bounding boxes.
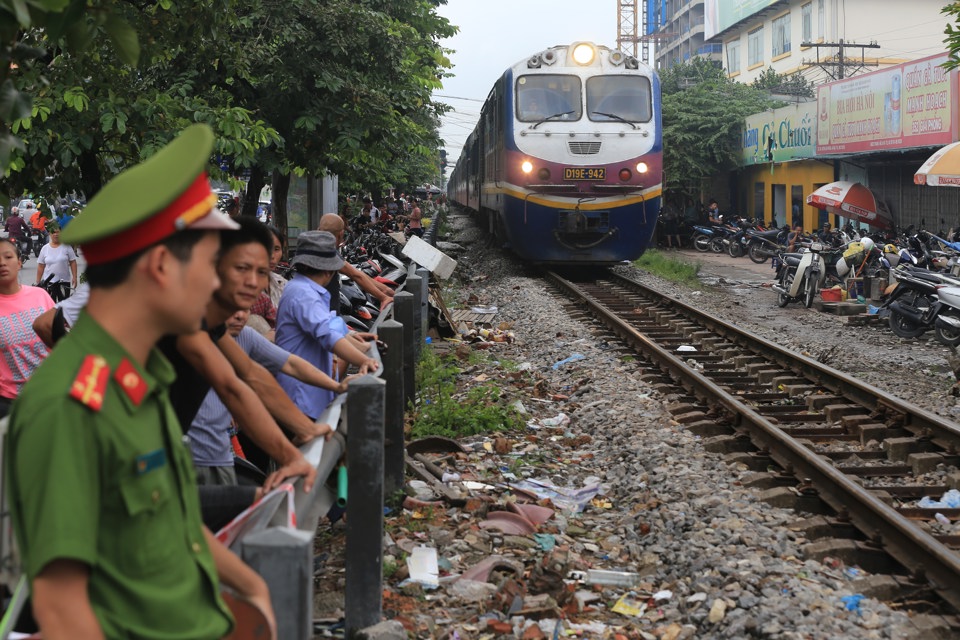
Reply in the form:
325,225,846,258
816,54,955,154
740,102,816,166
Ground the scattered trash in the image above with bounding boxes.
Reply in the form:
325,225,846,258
441,472,462,483
511,400,528,415
676,345,697,352
844,567,862,579
841,593,864,614
610,592,647,616
478,510,537,535
517,362,533,371
577,569,642,588
652,589,673,602
552,353,586,369
867,305,880,315
406,546,440,588
917,489,960,508
471,305,498,314
528,412,571,430
533,533,556,551
935,512,952,526
509,477,603,512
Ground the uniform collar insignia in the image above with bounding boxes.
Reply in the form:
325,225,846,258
114,358,148,406
69,355,110,412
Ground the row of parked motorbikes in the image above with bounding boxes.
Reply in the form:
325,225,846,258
764,223,960,348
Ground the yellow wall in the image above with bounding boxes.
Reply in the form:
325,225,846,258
738,161,834,232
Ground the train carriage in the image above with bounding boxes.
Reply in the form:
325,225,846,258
448,42,663,264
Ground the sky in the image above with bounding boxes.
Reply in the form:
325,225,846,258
434,1,618,168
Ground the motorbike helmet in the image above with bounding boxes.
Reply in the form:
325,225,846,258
859,237,875,253
883,243,897,255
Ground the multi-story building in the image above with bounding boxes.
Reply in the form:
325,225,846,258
651,0,722,71
709,0,946,84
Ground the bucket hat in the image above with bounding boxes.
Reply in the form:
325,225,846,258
291,231,345,271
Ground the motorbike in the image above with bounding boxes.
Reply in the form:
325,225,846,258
881,266,960,340
691,225,720,253
746,226,790,264
772,241,829,308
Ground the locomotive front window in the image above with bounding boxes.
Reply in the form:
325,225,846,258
586,76,652,123
515,75,582,122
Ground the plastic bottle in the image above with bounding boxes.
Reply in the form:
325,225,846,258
584,569,642,588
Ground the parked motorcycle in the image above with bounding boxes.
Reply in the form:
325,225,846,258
772,241,829,308
747,226,790,264
882,267,960,339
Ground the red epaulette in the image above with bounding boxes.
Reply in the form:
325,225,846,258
69,355,110,412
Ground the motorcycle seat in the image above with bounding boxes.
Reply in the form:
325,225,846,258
750,229,782,239
782,254,803,266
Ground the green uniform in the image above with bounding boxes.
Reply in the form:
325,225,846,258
5,311,232,639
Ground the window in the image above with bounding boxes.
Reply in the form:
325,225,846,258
748,26,764,66
515,75,582,122
772,13,791,57
586,76,652,123
801,3,812,42
754,182,766,219
726,39,741,73
818,0,825,39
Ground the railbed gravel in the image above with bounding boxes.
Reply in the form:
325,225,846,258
433,210,942,639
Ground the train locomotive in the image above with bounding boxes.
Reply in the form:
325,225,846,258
448,42,663,264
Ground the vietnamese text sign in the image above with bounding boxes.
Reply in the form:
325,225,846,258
816,54,954,154
704,0,779,40
740,102,816,166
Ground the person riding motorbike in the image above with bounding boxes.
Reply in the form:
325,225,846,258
3,207,31,263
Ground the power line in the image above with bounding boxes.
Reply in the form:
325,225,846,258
434,93,486,102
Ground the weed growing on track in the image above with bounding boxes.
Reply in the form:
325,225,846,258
633,249,702,288
410,348,523,439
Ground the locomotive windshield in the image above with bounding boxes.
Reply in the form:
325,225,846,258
515,75,582,122
586,76,652,123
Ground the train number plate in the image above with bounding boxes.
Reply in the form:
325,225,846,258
564,167,605,181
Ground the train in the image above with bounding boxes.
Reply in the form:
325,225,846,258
447,41,663,264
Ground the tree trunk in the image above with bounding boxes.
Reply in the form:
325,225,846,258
242,166,265,218
78,149,104,198
272,170,291,257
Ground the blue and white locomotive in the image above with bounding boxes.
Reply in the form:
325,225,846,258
448,42,662,264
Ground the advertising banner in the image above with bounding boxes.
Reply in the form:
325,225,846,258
704,0,780,40
740,102,816,166
816,54,955,155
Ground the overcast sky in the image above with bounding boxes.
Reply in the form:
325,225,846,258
434,1,618,166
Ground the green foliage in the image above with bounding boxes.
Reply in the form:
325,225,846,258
633,249,702,288
751,67,814,99
660,58,783,201
945,3,960,71
410,349,524,440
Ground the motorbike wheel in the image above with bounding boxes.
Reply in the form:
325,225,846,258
710,237,725,253
777,272,794,308
692,234,711,253
748,242,769,264
935,311,960,347
887,291,932,339
804,276,816,308
728,240,744,258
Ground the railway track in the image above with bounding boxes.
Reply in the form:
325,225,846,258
547,268,960,625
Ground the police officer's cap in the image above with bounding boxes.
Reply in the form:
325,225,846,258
62,124,238,265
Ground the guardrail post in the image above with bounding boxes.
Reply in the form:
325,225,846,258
405,270,423,357
241,527,313,640
415,267,430,354
393,291,417,410
378,319,405,495
344,376,386,636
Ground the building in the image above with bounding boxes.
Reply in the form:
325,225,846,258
651,0,723,71
709,0,946,85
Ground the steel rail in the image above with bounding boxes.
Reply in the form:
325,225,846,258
546,270,960,611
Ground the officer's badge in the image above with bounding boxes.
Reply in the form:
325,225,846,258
115,358,148,406
69,355,110,411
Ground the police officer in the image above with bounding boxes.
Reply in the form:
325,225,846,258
5,124,276,639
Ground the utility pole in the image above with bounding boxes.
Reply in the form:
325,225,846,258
801,39,880,80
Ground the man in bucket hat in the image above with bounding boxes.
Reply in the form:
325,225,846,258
5,124,275,639
276,231,379,421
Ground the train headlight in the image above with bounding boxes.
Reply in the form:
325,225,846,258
521,160,534,174
572,43,595,65
619,168,632,181
538,168,551,181
636,162,648,173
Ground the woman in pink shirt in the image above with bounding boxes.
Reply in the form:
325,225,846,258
0,239,54,417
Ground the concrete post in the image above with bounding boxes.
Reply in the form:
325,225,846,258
378,319,405,495
393,291,417,411
345,376,386,636
405,271,423,356
415,267,430,353
241,527,313,640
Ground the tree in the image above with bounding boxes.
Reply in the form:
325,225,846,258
944,2,960,71
751,66,815,99
660,58,783,202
